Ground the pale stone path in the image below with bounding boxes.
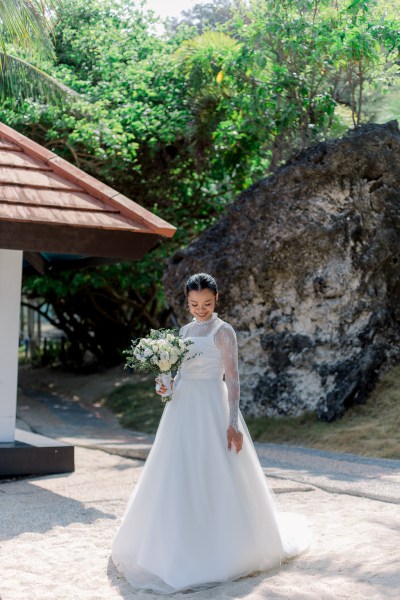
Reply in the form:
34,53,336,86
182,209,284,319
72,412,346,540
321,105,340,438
0,380,398,599
255,443,400,505
17,384,400,504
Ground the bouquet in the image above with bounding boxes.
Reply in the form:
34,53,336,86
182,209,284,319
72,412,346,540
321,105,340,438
123,328,194,402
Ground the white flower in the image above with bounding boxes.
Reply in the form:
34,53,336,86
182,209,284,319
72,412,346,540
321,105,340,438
158,359,171,371
124,327,195,374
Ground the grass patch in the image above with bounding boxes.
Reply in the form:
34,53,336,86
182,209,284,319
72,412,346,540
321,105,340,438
105,367,400,459
105,374,166,433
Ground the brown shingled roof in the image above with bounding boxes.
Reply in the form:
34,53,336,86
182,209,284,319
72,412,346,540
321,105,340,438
0,122,176,260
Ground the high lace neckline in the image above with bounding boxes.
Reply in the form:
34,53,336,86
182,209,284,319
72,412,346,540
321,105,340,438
192,311,218,324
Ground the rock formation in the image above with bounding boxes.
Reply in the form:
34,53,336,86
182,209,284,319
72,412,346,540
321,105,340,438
163,121,400,421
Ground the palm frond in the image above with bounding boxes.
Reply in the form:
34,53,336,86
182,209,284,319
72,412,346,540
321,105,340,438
0,0,58,61
174,32,242,92
175,31,241,64
0,52,80,103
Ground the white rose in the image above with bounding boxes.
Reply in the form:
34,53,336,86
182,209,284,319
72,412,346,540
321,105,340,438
144,348,153,358
158,359,171,371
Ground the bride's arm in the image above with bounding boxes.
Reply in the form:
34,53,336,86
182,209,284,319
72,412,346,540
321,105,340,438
215,324,240,432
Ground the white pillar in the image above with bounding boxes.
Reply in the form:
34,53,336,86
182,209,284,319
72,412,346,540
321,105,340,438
0,249,23,442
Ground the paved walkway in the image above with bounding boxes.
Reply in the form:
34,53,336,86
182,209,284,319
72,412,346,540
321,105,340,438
17,387,400,504
255,443,400,505
0,384,398,599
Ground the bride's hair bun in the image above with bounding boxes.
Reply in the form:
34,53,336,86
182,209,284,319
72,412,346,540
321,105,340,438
185,273,218,297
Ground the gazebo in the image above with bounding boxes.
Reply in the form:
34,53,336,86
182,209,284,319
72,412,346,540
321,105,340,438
0,122,176,477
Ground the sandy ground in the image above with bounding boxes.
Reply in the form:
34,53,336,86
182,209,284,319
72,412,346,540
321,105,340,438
1,444,399,600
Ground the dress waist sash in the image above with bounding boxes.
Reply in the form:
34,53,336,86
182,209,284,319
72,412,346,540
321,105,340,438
180,374,224,381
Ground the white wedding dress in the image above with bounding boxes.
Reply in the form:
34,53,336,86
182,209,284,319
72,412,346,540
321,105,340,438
111,312,312,594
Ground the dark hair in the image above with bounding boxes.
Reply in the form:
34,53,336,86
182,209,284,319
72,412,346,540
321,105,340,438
185,273,218,297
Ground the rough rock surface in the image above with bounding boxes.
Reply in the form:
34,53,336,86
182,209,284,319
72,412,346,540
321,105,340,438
163,121,400,421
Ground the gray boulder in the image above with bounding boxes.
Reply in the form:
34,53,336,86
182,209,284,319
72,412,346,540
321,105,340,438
163,121,400,421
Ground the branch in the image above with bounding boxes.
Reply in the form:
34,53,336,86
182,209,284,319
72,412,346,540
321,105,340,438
21,301,62,330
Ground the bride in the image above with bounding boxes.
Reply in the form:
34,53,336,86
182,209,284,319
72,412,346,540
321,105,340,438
111,272,312,594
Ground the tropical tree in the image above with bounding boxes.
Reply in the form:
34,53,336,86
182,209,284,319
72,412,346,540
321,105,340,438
0,0,78,100
2,0,400,367
165,0,235,35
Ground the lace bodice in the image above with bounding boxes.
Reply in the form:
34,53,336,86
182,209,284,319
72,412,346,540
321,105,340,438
174,312,240,432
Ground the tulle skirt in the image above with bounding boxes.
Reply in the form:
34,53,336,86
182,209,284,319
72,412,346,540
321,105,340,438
111,378,312,594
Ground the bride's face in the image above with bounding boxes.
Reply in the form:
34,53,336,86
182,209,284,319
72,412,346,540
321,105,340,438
187,288,218,322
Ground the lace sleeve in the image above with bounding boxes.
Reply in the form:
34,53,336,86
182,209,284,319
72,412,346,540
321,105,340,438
215,323,240,432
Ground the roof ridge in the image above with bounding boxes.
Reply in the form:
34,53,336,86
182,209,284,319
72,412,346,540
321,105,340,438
0,122,176,238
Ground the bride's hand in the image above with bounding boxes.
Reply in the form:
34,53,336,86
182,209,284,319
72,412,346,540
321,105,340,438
156,383,168,395
155,376,174,396
227,426,243,453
